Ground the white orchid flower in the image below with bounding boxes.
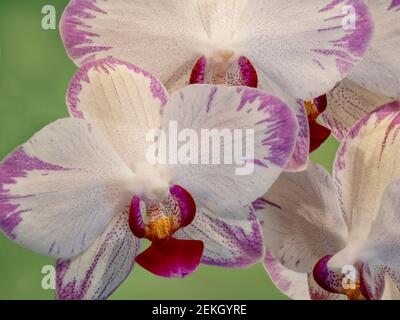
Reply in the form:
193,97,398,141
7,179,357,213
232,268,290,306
0,58,298,299
257,101,400,300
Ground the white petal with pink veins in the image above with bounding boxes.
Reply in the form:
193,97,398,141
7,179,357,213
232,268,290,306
56,211,140,300
61,0,373,98
263,251,310,300
348,0,400,98
0,118,135,259
257,161,348,272
334,101,400,239
67,57,168,170
163,84,298,218
321,79,393,140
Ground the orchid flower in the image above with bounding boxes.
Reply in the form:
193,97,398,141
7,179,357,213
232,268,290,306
60,0,374,171
0,58,298,299
256,101,400,300
318,0,400,141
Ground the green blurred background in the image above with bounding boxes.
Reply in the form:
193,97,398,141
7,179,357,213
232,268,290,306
0,0,339,300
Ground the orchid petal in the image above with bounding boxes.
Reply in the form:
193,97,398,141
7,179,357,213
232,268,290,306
348,0,400,98
257,161,347,272
61,0,373,98
321,80,393,140
163,84,298,219
175,206,263,268
285,100,310,172
359,180,400,299
334,101,400,238
67,57,167,170
56,211,139,300
263,251,310,300
307,272,346,300
0,119,134,258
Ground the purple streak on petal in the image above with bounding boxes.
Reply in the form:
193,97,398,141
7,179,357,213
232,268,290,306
60,0,112,62
389,0,400,11
335,101,400,176
206,86,218,113
56,221,141,300
236,88,298,168
264,251,291,292
67,57,168,119
200,210,264,268
0,148,67,238
251,197,281,211
314,0,373,77
285,100,309,171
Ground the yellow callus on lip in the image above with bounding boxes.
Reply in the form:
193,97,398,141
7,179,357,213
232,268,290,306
345,282,366,300
146,216,179,241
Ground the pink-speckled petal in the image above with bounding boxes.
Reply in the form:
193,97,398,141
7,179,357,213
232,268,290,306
263,251,310,300
235,0,373,99
360,180,400,299
321,80,393,140
56,211,140,300
308,271,346,300
257,161,347,272
175,206,264,268
0,118,134,258
60,0,373,98
312,255,347,295
334,101,400,237
60,0,204,90
359,263,385,300
348,0,400,98
67,57,168,171
164,85,298,219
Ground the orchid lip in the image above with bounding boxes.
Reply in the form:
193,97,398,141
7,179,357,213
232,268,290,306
128,184,196,241
313,255,367,300
128,184,203,278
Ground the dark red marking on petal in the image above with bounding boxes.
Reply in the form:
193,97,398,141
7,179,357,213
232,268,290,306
312,255,342,294
128,195,147,238
313,94,328,113
189,56,207,84
309,121,332,153
304,96,331,153
169,185,196,228
238,56,258,88
136,237,204,278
